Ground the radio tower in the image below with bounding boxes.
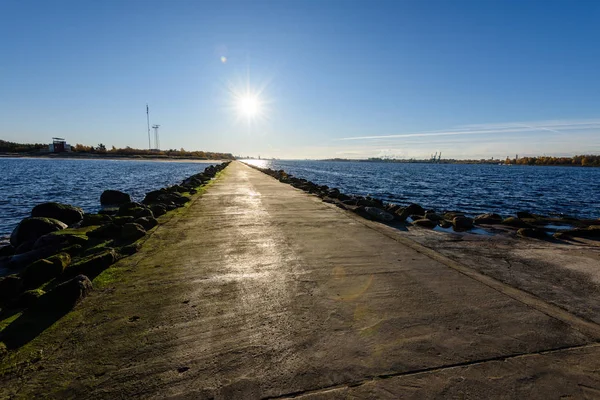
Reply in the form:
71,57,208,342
152,125,161,150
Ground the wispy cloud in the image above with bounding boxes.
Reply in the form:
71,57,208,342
337,118,600,141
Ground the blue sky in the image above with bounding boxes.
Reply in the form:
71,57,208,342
1,0,599,159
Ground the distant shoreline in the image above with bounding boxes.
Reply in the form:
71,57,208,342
244,158,600,167
0,153,227,163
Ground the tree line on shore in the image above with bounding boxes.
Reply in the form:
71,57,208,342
0,140,234,160
504,155,600,166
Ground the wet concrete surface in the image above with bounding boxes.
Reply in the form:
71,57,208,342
2,161,600,399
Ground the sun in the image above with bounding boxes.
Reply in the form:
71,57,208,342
238,95,261,118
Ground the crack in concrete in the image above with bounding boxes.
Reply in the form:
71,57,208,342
264,343,600,399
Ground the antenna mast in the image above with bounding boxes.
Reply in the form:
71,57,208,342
146,104,151,150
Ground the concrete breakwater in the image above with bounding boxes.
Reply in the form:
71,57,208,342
247,164,600,242
0,161,230,352
1,160,599,398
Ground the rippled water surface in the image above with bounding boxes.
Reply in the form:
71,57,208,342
0,158,214,241
246,160,600,219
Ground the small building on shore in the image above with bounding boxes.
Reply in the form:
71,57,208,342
49,137,72,153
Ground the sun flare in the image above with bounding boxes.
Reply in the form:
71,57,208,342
238,95,261,118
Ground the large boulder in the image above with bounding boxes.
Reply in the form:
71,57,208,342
0,245,15,258
33,231,88,250
10,217,68,247
0,275,23,302
149,204,167,217
81,213,113,227
364,207,394,222
31,202,84,226
556,226,600,239
121,223,146,241
396,204,426,222
142,189,167,205
66,250,117,278
158,192,190,206
100,190,131,206
118,202,153,219
412,219,437,229
17,288,46,308
135,217,158,231
474,213,503,225
424,212,444,221
502,217,534,229
34,274,93,311
22,252,71,288
86,223,121,239
453,216,474,230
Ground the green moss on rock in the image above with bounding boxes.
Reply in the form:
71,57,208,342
31,202,83,226
18,288,46,308
66,250,117,279
22,253,71,288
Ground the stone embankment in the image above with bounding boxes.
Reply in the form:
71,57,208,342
248,164,600,241
0,162,230,326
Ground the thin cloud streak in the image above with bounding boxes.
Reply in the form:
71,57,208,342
338,119,600,141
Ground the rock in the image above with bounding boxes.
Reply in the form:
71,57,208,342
81,213,113,227
31,202,83,226
150,204,167,217
337,193,351,201
474,213,503,225
118,202,154,219
502,217,534,229
61,244,83,256
453,216,474,230
100,190,131,206
135,217,158,231
517,228,548,240
98,207,119,216
439,220,453,229
33,232,88,250
412,219,437,229
157,192,190,206
66,250,117,278
397,204,425,221
22,252,71,288
112,216,135,225
557,226,600,239
10,217,68,247
14,240,36,254
364,207,394,222
0,275,23,302
410,214,425,221
424,212,444,221
34,274,92,311
357,199,379,207
121,223,146,241
385,204,401,214
86,223,121,239
119,243,141,256
0,245,15,257
142,189,167,205
516,211,537,219
7,245,67,270
18,289,46,308
443,211,465,221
